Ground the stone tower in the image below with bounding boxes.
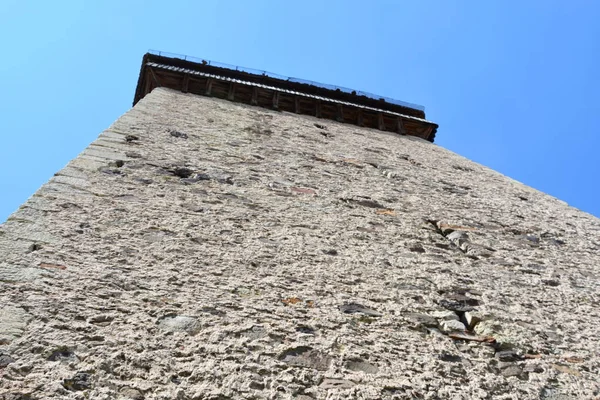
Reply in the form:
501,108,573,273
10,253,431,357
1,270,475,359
1,52,599,399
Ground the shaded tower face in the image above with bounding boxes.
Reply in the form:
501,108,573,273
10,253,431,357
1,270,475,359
1,55,599,399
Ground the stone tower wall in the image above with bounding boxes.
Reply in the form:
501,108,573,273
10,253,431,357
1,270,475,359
1,88,599,399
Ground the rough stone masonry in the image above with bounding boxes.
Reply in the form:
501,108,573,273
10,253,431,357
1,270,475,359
1,87,599,399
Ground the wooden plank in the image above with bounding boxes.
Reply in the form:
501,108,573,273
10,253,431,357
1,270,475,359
396,117,406,135
144,71,152,96
148,67,162,88
272,91,280,109
182,75,189,93
228,82,235,101
378,113,385,131
423,125,433,140
294,97,300,113
336,105,344,122
205,78,213,95
251,87,258,105
357,109,364,126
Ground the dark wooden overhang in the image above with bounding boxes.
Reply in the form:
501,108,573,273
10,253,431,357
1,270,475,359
133,53,439,142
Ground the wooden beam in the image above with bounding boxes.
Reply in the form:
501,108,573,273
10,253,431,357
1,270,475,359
423,126,433,140
336,105,344,122
396,117,406,135
182,75,189,93
294,97,300,113
205,78,213,96
228,82,235,101
272,91,280,110
251,87,258,106
144,71,152,96
148,67,161,87
378,113,385,131
357,109,364,126
315,100,322,118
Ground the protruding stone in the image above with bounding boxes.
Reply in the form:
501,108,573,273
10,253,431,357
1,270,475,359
240,325,267,340
431,310,459,321
339,303,382,317
0,354,16,367
342,198,385,209
0,263,42,283
320,378,355,389
0,306,32,343
524,363,544,373
542,279,560,287
120,387,145,399
345,360,379,374
439,299,475,312
409,244,426,253
168,129,188,139
439,353,462,362
47,347,77,362
406,313,439,328
440,319,466,333
464,311,483,330
495,350,521,362
501,365,526,379
125,151,143,159
181,203,204,213
279,346,332,371
63,372,92,391
88,315,114,326
296,326,315,335
157,315,201,335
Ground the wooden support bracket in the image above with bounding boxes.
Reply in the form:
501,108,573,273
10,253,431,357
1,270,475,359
336,105,344,122
272,91,280,110
396,117,406,135
294,97,300,113
144,71,152,95
228,82,236,101
378,113,385,131
182,75,189,93
423,126,433,140
316,100,322,118
251,87,258,106
148,67,161,87
205,78,213,96
357,109,364,126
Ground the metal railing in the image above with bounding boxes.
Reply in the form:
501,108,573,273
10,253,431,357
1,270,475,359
148,50,425,112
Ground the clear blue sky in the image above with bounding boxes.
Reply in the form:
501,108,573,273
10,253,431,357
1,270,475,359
1,1,599,222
